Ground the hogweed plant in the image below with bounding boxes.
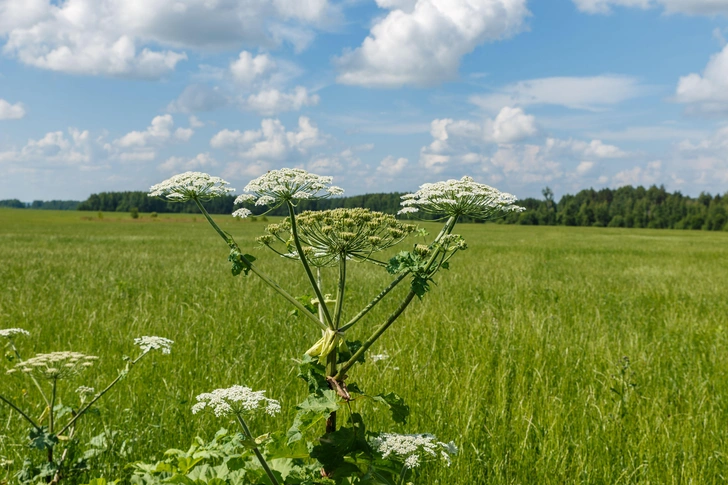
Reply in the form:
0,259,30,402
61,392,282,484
139,170,524,484
0,329,172,484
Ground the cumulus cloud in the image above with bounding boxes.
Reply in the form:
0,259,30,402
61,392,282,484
0,98,25,119
210,116,324,160
675,44,728,113
489,106,537,143
106,114,192,162
242,86,320,116
0,0,338,78
376,155,409,176
0,128,91,167
470,75,643,111
336,0,530,87
573,0,728,15
545,138,628,159
167,84,229,113
230,51,276,85
613,161,663,187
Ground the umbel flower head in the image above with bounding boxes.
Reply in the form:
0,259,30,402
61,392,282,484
191,385,281,418
0,328,30,340
149,172,234,202
8,351,98,380
399,176,524,220
261,208,416,266
134,336,174,355
232,168,343,217
370,432,457,470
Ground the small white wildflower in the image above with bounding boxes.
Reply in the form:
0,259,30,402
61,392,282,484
232,208,253,219
0,328,30,339
371,433,456,469
149,172,234,202
191,385,281,418
233,168,343,211
398,176,524,220
75,386,95,396
134,336,173,354
370,352,390,363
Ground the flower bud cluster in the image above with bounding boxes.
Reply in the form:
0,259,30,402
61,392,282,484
399,176,524,220
8,351,98,380
191,385,281,418
149,172,234,202
232,168,344,217
370,432,457,469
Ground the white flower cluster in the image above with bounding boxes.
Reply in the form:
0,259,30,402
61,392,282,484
370,351,390,363
0,328,30,339
149,172,235,202
399,176,524,220
134,336,174,354
232,168,343,217
371,433,457,469
191,385,281,418
75,386,95,396
9,351,98,380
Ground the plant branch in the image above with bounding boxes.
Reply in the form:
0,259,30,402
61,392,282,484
235,414,280,485
338,271,409,333
333,257,346,329
193,199,327,331
0,394,41,431
286,201,333,328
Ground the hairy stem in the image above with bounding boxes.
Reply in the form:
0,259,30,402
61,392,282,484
0,394,41,431
193,199,327,331
235,414,280,485
325,350,338,434
286,201,333,327
333,257,346,329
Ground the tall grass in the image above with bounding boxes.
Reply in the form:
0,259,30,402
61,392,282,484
1,208,727,483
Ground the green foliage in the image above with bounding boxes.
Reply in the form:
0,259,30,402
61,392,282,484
228,248,256,276
371,393,409,425
130,208,140,219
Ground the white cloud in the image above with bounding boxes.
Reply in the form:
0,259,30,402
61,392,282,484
613,161,663,187
174,127,194,142
106,114,191,162
0,128,91,167
376,156,409,176
488,106,537,143
0,0,338,78
0,98,25,119
115,115,174,148
242,86,320,115
576,161,595,174
210,116,324,160
230,51,276,85
336,0,530,87
470,75,643,111
159,153,217,172
375,0,418,11
574,0,728,15
675,44,728,113
545,138,628,159
189,116,204,128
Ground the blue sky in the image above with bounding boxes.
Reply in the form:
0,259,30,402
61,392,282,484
1,0,727,202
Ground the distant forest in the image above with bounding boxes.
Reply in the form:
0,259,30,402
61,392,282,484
2,184,727,231
0,199,80,210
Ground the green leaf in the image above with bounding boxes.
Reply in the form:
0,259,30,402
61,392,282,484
373,393,410,424
297,354,329,394
265,431,310,460
411,275,432,299
337,340,365,365
228,249,256,276
29,427,58,451
287,390,339,444
440,261,449,270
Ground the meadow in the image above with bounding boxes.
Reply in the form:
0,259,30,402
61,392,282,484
1,208,727,484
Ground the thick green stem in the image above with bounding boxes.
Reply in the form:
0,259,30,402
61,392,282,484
58,351,146,436
235,414,280,485
193,199,327,331
333,257,346,329
336,216,458,379
286,201,333,327
325,350,338,434
338,271,409,333
0,394,41,431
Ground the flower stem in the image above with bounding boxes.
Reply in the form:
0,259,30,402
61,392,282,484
235,414,280,485
286,201,333,328
338,271,409,333
0,394,41,431
58,351,146,437
333,257,346,329
336,216,458,379
192,199,327,331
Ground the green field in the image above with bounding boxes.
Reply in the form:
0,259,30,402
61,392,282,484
1,208,728,484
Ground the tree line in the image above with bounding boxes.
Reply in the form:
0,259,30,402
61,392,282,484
4,184,727,231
